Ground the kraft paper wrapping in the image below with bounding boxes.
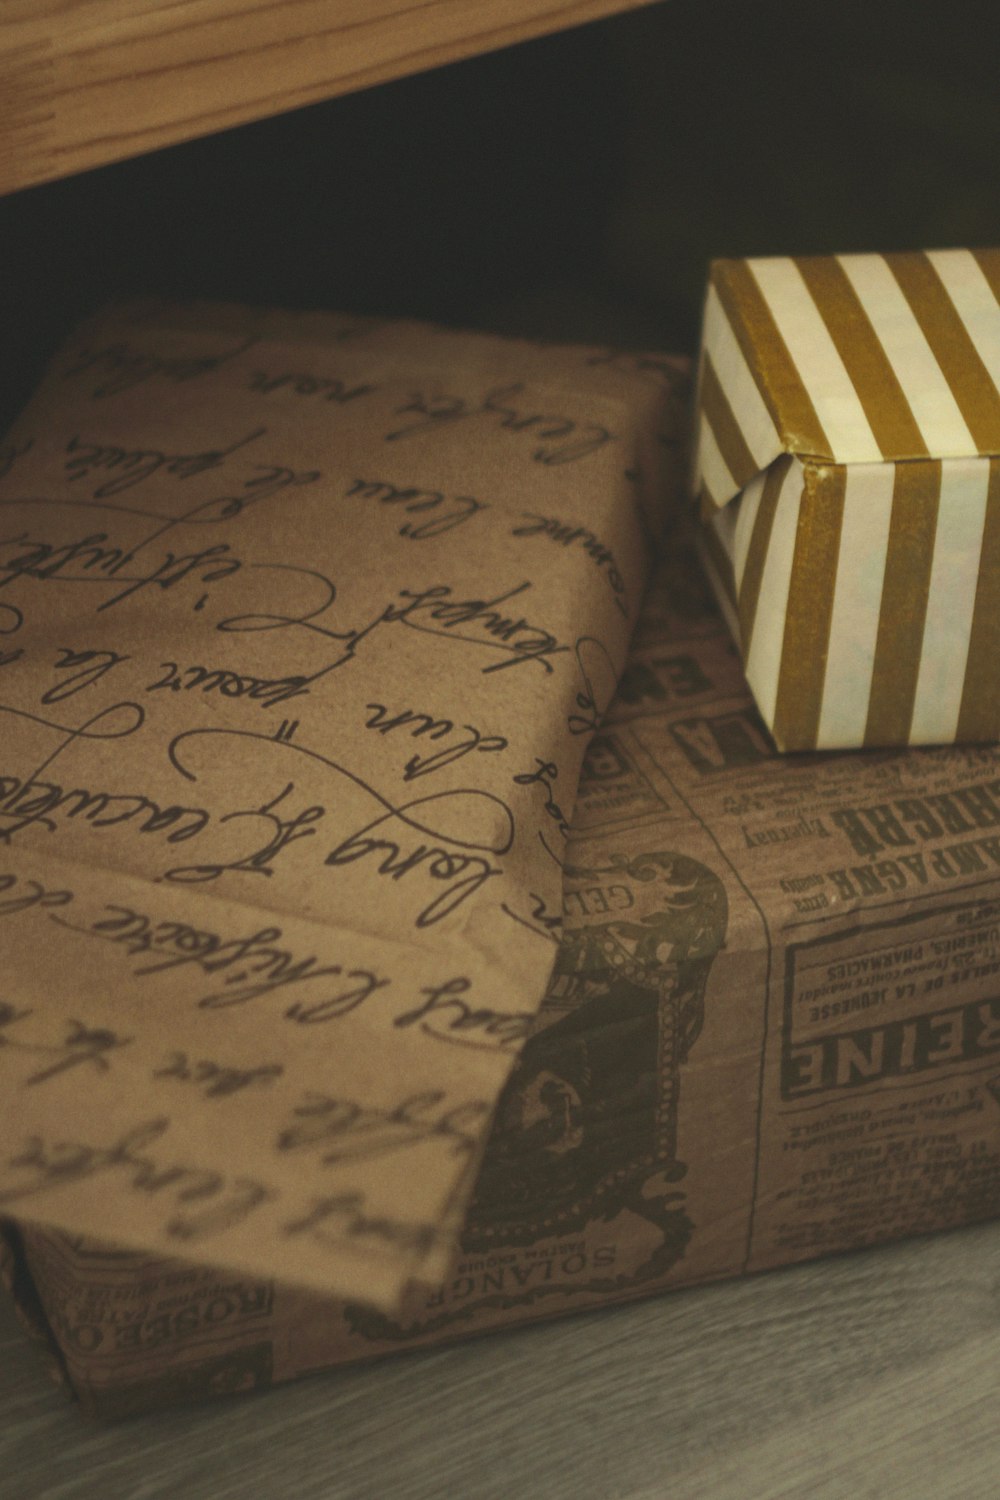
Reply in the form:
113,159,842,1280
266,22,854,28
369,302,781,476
693,248,1000,752
11,520,1000,1419
0,300,687,1311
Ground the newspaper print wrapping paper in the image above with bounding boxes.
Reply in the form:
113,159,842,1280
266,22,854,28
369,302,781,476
693,248,1000,752
11,520,1000,1419
0,299,686,1310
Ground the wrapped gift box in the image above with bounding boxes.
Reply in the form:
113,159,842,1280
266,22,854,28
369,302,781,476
7,523,1000,1419
693,248,1000,751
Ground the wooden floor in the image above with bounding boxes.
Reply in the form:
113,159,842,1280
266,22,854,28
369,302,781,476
4,1222,1000,1499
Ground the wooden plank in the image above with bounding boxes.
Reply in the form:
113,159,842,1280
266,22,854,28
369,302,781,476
3,1222,1000,1496
0,0,658,196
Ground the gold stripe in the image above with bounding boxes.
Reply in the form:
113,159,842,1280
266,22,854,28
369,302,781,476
890,253,1000,454
697,476,720,519
712,260,832,460
737,457,789,654
956,459,1000,741
970,248,1000,307
699,513,737,612
795,256,927,459
772,464,846,751
864,461,942,748
700,350,759,489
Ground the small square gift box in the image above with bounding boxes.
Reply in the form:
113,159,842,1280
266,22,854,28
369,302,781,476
693,249,1000,751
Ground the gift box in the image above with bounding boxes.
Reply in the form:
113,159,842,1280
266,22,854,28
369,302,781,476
693,248,1000,752
0,299,688,1317
8,524,1000,1419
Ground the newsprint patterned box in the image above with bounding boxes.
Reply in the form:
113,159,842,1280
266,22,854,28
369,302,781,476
694,248,1000,751
7,526,1000,1418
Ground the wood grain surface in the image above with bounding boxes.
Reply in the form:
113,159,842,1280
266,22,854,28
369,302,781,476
4,1221,1000,1499
0,0,657,197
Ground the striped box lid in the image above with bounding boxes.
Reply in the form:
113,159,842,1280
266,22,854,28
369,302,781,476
693,249,1000,752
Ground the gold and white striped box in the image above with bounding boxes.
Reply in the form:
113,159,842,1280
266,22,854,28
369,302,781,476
693,249,1000,752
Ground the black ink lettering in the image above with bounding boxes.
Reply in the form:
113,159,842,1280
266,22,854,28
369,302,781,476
0,871,73,917
385,580,569,676
61,337,257,399
146,659,311,711
169,725,513,927
512,511,627,612
0,1117,275,1244
249,369,377,404
346,478,486,539
283,1193,436,1256
59,900,390,1024
513,758,571,841
41,646,130,704
153,1050,283,1098
393,976,533,1050
0,526,243,614
277,1089,487,1164
0,1016,133,1086
568,635,620,735
386,384,614,465
63,428,266,499
364,701,507,779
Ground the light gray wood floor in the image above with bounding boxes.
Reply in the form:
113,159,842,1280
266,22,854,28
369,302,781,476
4,1222,1000,1500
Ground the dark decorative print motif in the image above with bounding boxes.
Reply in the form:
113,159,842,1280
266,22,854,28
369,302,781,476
349,849,728,1341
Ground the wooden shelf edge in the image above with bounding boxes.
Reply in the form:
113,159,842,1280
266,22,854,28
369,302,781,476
0,0,660,196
